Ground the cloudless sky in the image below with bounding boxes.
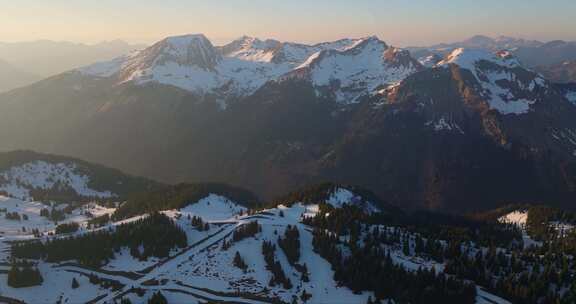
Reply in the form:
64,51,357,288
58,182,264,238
1,0,575,46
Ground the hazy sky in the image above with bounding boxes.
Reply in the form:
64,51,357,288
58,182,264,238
2,0,576,46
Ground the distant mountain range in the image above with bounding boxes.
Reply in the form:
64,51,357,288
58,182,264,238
0,59,40,92
429,34,544,51
410,35,576,69
0,40,145,92
535,60,576,83
1,33,576,212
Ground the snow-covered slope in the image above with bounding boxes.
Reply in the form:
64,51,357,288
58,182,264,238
0,191,513,304
437,48,548,114
78,34,420,105
418,54,443,68
0,161,115,201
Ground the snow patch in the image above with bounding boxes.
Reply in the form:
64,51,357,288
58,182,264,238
425,117,464,133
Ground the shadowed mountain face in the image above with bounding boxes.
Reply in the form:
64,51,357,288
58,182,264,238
536,61,576,83
513,41,576,67
1,35,576,212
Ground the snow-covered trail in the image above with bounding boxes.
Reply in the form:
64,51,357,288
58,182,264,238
96,221,243,303
154,284,273,304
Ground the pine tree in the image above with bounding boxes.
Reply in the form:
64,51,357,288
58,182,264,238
147,291,167,304
71,277,79,289
233,251,248,271
300,289,312,303
403,237,410,256
120,298,133,304
7,263,43,288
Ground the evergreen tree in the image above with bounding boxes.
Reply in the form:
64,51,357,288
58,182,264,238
233,251,248,271
147,291,168,304
71,277,79,289
7,262,43,288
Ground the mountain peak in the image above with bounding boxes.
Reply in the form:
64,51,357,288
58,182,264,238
343,35,386,52
152,34,221,70
162,33,211,45
221,35,282,62
463,34,495,45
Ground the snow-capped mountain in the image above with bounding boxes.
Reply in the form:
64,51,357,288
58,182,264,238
79,34,419,105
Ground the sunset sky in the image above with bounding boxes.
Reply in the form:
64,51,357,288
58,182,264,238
2,0,576,46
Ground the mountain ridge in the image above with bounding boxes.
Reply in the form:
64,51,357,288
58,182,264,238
78,34,419,105
1,33,576,212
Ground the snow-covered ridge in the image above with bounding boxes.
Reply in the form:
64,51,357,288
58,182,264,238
438,48,548,115
78,34,420,105
288,37,421,103
437,48,520,70
418,54,443,68
0,161,115,201
220,36,284,63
